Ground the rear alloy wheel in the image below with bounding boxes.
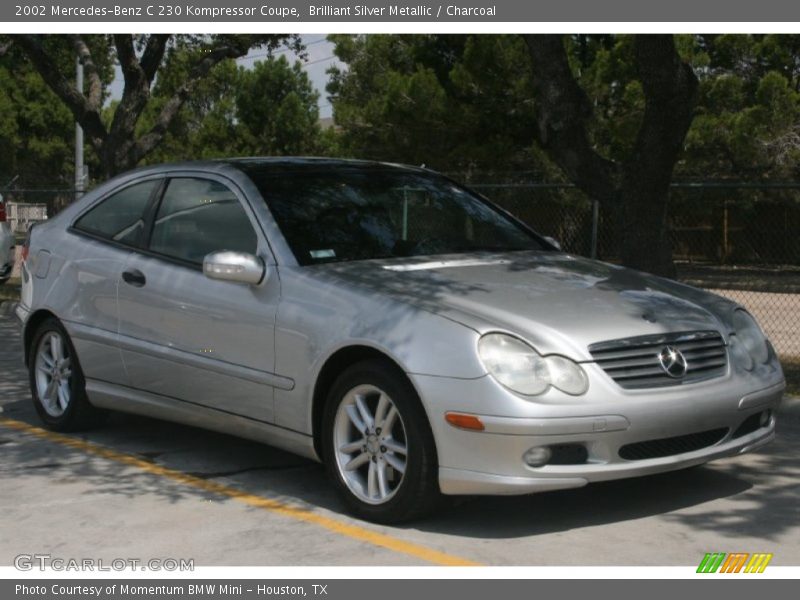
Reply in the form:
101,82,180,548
323,360,441,523
29,318,104,431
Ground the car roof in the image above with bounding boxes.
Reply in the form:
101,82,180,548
221,156,429,175
114,157,433,184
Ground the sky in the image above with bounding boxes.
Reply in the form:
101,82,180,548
107,35,342,119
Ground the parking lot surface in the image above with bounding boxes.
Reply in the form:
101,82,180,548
1,304,798,566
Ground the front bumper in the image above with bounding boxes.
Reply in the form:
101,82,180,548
410,369,784,496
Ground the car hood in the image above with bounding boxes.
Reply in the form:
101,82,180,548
313,251,738,361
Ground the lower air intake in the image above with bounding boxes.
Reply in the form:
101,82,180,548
618,428,728,461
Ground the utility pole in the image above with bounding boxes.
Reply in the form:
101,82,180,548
75,56,86,199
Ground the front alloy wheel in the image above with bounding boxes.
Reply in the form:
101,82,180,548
323,360,441,523
333,384,408,505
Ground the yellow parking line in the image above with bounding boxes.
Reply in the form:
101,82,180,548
0,417,480,567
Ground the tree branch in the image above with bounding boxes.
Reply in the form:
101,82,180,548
14,35,107,150
113,34,143,89
107,35,163,166
522,34,620,204
626,35,699,188
69,35,103,110
140,34,169,84
132,40,252,162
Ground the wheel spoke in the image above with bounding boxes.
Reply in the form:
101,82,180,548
354,394,374,430
383,437,407,455
374,394,389,429
381,406,398,434
43,379,57,406
384,452,406,474
377,461,389,498
339,439,364,454
60,357,71,370
50,334,63,362
39,351,54,369
57,383,69,410
344,452,370,471
345,405,367,434
367,461,378,499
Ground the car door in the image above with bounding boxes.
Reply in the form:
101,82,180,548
115,175,282,423
67,177,164,387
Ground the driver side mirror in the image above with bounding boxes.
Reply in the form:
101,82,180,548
203,251,266,285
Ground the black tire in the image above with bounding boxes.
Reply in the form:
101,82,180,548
322,359,442,523
28,317,105,432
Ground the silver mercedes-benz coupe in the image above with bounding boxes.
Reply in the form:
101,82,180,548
16,158,785,522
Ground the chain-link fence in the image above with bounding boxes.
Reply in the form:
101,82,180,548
3,180,799,362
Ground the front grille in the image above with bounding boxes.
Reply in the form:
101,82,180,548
619,428,728,460
589,330,728,389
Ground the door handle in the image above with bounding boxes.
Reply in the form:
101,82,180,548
122,269,146,288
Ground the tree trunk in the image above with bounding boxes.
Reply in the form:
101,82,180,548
617,36,698,278
523,34,698,278
618,173,674,276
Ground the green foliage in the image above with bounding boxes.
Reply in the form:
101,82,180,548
326,34,548,179
236,57,321,155
676,35,800,178
141,54,322,164
329,34,800,183
0,43,92,187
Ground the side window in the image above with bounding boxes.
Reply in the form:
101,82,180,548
74,180,159,246
149,178,258,264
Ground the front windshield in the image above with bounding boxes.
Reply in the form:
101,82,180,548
246,168,547,265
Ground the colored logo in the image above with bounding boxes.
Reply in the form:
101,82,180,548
697,552,773,573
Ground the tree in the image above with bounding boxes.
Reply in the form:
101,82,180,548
327,35,548,177
140,54,323,162
12,34,301,178
523,35,698,277
0,38,111,187
235,56,321,155
679,34,800,179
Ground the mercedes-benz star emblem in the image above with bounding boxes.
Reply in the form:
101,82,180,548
658,346,688,378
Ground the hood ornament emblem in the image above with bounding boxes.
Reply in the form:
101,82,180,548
658,346,688,378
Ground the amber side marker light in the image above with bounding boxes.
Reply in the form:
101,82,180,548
445,412,485,431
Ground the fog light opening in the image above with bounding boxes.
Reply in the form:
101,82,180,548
523,447,552,468
759,409,772,428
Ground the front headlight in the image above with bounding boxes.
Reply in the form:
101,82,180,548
731,309,769,367
477,333,588,396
